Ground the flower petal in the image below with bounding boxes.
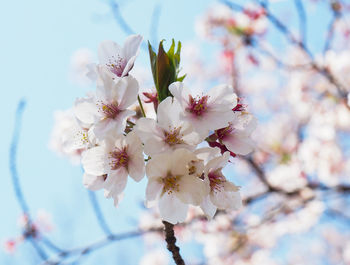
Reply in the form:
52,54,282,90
159,193,188,224
82,146,106,176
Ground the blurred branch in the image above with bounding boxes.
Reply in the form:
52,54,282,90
9,99,49,260
150,3,161,46
109,0,148,51
40,227,164,264
222,0,348,99
294,0,307,43
87,190,113,236
323,6,341,53
10,99,30,216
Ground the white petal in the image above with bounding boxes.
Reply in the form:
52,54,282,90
157,97,182,128
205,152,230,174
169,149,197,176
127,133,145,182
169,82,189,109
210,188,242,211
98,40,123,65
177,175,207,205
121,56,136,77
195,147,221,164
122,34,143,60
118,76,139,109
104,169,128,198
208,84,237,109
223,133,255,155
83,173,105,191
144,137,168,156
74,97,97,125
146,153,171,179
200,196,217,219
145,178,163,202
135,118,160,142
82,146,106,176
159,193,188,224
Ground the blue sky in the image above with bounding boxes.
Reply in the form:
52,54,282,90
0,0,334,264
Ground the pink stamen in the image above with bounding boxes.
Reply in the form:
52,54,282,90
186,95,209,116
100,102,121,119
216,124,234,140
106,55,127,77
208,169,226,192
109,147,129,170
163,127,184,146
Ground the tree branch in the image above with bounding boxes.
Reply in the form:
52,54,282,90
162,221,186,265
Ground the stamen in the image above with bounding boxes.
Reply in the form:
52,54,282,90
162,173,181,194
106,55,127,77
208,169,226,192
109,147,129,170
186,95,209,116
216,123,234,140
98,101,121,119
163,127,184,146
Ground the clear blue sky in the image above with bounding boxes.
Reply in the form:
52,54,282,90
0,0,332,264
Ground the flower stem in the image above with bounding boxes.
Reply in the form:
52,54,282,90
137,95,146,117
162,221,185,265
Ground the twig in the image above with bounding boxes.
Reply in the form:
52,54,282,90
9,99,49,260
162,221,186,265
87,190,113,236
294,0,307,43
109,0,148,51
323,9,341,53
150,3,161,46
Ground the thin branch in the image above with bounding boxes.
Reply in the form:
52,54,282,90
40,227,164,264
10,99,30,216
294,0,307,43
87,190,113,236
150,3,161,46
323,10,341,53
9,99,50,260
223,0,348,98
109,0,148,51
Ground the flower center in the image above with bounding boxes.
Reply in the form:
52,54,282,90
163,127,184,146
100,101,121,119
109,147,129,170
162,173,181,194
208,169,226,192
216,124,234,140
186,95,209,116
106,55,127,77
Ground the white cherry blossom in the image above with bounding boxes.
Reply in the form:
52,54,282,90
135,97,201,156
74,69,138,140
199,150,242,218
82,132,145,206
87,34,143,80
216,112,257,155
145,148,208,224
169,81,238,138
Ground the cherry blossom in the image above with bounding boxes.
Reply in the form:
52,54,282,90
169,81,238,138
198,149,242,218
135,97,200,156
82,132,145,206
145,148,208,224
87,34,143,80
74,70,138,140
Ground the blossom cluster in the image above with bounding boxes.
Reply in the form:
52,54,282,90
52,34,256,224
